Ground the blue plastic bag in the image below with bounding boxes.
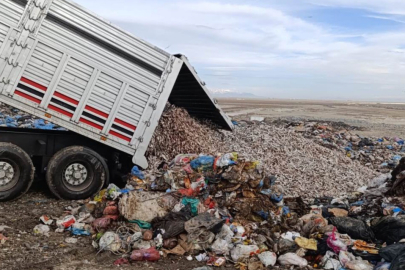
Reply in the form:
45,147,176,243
33,119,54,130
190,156,215,171
131,166,145,180
68,227,91,236
271,193,283,203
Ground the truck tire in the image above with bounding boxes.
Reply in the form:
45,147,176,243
0,143,35,202
46,146,109,200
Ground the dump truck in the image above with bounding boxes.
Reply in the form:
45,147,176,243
0,0,233,201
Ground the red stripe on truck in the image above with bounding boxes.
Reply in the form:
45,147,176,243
109,130,131,142
48,105,74,117
114,118,137,131
20,77,47,92
79,118,103,130
54,92,79,105
15,90,41,103
85,106,109,118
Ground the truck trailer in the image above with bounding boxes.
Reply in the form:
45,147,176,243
0,0,233,201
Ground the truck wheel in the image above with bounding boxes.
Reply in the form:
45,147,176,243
46,146,109,200
0,143,35,202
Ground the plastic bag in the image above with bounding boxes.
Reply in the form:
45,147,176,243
190,156,215,172
375,262,391,270
33,224,50,237
327,229,347,253
345,260,373,270
130,247,160,261
215,153,237,168
182,197,200,217
379,243,405,262
230,245,259,261
276,239,298,254
322,251,342,270
131,166,145,179
99,232,122,252
129,220,152,229
391,252,405,270
211,238,229,255
339,251,355,267
93,217,112,231
278,253,308,267
33,119,54,130
106,184,122,200
329,217,375,242
258,251,277,267
371,217,405,245
295,237,317,250
281,231,300,241
172,154,198,166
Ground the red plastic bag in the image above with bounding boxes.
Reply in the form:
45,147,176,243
92,217,111,230
103,205,119,216
130,247,160,262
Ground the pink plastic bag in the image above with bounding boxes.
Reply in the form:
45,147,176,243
327,228,347,253
130,247,160,262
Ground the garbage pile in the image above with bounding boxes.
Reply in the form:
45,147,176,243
34,153,405,269
285,120,404,172
0,103,65,130
147,104,223,159
148,106,377,199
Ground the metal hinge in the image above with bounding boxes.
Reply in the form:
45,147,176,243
138,137,144,143
32,0,47,10
5,57,19,68
144,120,151,127
1,78,11,85
11,39,28,49
149,103,157,110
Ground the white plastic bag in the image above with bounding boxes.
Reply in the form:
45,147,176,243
33,224,50,237
230,245,259,261
322,251,343,270
278,253,308,267
339,251,355,267
281,231,300,241
99,232,122,252
258,251,277,267
346,260,374,270
211,239,229,255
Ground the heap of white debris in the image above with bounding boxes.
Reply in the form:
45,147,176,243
147,105,378,198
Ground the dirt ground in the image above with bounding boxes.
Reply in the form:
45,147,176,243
0,182,231,270
218,98,405,138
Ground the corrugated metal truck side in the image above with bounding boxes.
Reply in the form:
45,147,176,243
0,0,233,201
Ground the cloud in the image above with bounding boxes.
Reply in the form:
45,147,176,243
73,0,405,101
365,15,405,24
308,0,405,16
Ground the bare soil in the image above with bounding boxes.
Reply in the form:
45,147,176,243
0,182,229,270
219,98,405,138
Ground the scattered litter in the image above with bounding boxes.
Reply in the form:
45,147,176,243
33,225,50,237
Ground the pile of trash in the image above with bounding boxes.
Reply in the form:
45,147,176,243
0,103,65,130
33,153,405,269
285,120,404,172
148,106,377,199
146,104,223,159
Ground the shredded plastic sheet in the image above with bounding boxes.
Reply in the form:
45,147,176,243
147,105,378,199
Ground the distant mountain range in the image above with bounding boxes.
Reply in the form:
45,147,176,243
209,89,258,98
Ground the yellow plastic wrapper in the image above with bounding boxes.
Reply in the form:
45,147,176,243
295,237,318,251
94,189,106,202
244,161,260,170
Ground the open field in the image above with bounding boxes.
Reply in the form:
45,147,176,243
218,98,405,138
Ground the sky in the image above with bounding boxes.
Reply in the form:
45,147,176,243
73,0,405,101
